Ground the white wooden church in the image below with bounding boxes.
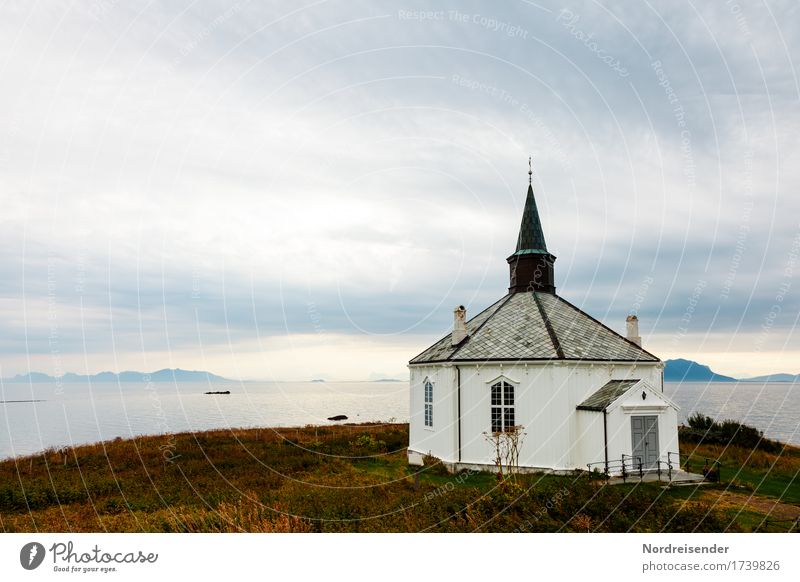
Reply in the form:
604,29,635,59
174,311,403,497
408,167,679,475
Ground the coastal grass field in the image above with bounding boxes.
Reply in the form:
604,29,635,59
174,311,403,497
1,423,798,533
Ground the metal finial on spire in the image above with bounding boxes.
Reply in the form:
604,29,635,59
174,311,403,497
528,156,532,184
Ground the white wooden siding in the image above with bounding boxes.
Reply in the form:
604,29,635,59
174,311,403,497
410,360,672,472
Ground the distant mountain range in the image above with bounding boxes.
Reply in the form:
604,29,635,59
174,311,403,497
664,359,799,383
2,369,230,383
3,362,794,384
740,373,800,383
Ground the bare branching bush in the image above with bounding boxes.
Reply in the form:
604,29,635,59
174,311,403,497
483,425,526,481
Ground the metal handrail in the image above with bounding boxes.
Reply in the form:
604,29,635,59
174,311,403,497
656,458,675,481
585,456,642,470
588,451,705,484
587,455,644,482
664,451,680,481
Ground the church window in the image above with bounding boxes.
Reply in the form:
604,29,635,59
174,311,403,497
490,380,515,432
424,379,433,428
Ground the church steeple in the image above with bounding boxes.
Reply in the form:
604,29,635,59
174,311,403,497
507,159,557,294
513,178,548,254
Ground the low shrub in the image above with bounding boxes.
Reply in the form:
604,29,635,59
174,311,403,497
681,414,782,453
421,453,450,476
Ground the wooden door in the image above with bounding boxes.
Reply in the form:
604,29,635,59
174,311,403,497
631,415,659,469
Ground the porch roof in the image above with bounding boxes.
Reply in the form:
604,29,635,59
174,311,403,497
576,379,641,411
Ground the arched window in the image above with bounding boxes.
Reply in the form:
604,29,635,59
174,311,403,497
424,378,434,428
490,379,515,433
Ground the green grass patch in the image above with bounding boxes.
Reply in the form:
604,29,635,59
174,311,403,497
680,445,800,504
0,424,792,532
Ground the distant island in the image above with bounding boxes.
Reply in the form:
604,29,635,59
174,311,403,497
664,359,737,382
664,359,799,383
3,368,231,383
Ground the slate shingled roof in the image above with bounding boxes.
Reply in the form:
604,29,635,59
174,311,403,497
512,184,549,255
575,379,641,411
409,292,659,364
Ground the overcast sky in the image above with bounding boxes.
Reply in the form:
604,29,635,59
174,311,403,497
1,0,798,380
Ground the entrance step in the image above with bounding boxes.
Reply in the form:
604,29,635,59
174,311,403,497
606,469,707,486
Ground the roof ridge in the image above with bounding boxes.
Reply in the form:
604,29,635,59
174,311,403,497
551,294,661,362
448,293,513,361
532,292,564,359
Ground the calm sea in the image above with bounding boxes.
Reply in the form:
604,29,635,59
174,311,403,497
0,380,408,460
664,381,800,446
1,380,797,459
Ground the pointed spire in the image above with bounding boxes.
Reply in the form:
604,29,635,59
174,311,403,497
507,160,557,294
514,159,548,255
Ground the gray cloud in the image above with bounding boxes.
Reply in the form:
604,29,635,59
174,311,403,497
1,0,798,377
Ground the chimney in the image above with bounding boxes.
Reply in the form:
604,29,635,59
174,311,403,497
452,305,467,346
626,315,642,347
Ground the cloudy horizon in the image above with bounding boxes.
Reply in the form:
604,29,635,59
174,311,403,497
1,1,798,381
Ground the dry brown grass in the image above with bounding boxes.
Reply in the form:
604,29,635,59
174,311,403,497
698,490,800,522
680,441,800,474
167,495,313,533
